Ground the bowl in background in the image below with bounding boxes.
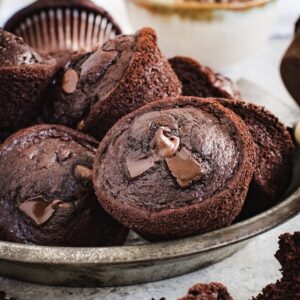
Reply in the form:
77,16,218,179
126,0,278,70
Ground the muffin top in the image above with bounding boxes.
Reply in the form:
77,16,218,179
0,29,44,67
169,56,240,100
0,125,98,244
48,31,137,128
94,98,250,213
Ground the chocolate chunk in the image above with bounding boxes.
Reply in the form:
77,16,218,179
74,165,93,180
166,147,204,188
77,120,85,131
126,156,157,178
19,196,55,225
154,127,180,158
18,196,73,225
62,69,79,94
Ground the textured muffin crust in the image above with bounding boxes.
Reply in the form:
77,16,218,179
0,29,56,132
0,125,127,246
93,97,256,240
169,56,240,100
46,28,181,139
220,99,294,218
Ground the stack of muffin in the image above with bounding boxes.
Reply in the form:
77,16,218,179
0,7,295,247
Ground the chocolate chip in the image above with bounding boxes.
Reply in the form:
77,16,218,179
165,147,204,188
74,165,93,180
62,69,78,94
18,196,55,225
126,156,157,178
19,196,72,225
154,127,180,158
77,120,85,131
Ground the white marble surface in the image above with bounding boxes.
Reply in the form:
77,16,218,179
0,1,300,299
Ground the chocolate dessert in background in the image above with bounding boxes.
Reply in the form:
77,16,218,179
219,100,295,219
281,17,300,105
93,97,256,241
3,0,122,56
178,282,233,300
253,232,300,300
0,29,56,138
45,28,182,140
169,56,240,100
0,125,127,247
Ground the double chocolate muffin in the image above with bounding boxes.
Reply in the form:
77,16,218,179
178,282,233,300
220,100,294,218
281,17,300,105
0,125,127,246
172,61,294,216
253,232,300,300
169,56,240,100
46,28,182,139
0,29,56,137
93,97,256,240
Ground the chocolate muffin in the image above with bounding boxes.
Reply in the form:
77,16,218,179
169,56,240,100
253,232,300,300
281,17,300,105
93,97,256,240
219,99,294,218
178,282,233,300
0,29,56,134
4,0,122,57
45,28,182,140
0,125,127,246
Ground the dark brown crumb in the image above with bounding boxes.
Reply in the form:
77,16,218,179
178,282,233,300
253,232,300,300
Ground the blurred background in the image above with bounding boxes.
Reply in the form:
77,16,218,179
0,0,299,36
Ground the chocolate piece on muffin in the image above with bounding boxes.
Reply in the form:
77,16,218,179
0,29,56,135
93,96,256,241
0,125,127,246
178,282,233,300
169,56,240,100
281,17,300,105
253,232,300,300
219,99,294,219
45,28,182,140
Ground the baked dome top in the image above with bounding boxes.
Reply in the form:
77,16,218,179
94,97,251,213
0,29,45,67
